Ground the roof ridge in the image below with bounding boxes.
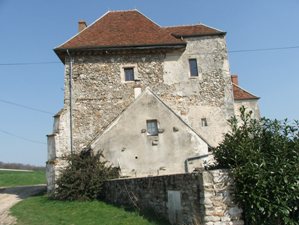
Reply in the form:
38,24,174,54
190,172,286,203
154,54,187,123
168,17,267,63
163,24,202,28
107,9,138,13
197,22,224,33
107,9,161,27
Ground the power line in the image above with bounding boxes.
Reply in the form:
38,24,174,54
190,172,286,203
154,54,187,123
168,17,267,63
0,129,46,145
0,98,54,115
0,45,298,66
0,61,60,66
229,45,299,53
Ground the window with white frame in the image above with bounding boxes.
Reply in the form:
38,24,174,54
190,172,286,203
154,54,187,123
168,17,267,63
120,64,139,82
146,120,158,136
124,67,135,81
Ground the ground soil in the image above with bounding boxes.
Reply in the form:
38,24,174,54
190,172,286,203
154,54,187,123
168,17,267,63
0,185,46,225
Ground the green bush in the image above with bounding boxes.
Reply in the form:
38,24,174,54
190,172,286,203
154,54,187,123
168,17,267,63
52,148,119,201
213,106,299,225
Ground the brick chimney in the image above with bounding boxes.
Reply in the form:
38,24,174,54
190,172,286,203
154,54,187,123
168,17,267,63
231,75,239,85
78,20,87,32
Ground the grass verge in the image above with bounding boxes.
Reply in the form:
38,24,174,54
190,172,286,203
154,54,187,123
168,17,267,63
11,195,167,225
0,170,46,187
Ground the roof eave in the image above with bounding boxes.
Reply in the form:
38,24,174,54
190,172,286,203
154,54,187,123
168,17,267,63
235,97,260,101
172,32,226,38
233,84,260,101
54,43,186,63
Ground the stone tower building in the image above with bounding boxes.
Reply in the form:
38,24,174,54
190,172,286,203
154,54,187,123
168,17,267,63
47,10,259,191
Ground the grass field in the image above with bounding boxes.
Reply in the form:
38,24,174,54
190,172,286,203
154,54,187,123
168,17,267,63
11,195,169,225
0,170,46,187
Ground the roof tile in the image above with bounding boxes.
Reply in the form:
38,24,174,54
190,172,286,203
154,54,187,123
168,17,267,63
56,10,223,50
163,25,224,37
233,84,259,100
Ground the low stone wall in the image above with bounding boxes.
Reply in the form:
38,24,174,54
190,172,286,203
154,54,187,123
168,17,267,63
104,169,243,225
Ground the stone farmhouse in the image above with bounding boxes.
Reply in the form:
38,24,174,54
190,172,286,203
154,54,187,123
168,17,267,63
47,10,259,192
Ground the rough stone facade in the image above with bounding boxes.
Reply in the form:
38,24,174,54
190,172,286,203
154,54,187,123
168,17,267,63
104,170,244,225
61,35,233,152
47,36,235,191
163,37,234,146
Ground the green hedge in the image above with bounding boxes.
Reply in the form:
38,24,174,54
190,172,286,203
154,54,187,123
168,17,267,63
51,148,119,201
213,107,299,225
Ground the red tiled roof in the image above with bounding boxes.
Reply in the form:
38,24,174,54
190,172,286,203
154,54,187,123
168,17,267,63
233,84,259,100
164,25,224,37
55,10,224,51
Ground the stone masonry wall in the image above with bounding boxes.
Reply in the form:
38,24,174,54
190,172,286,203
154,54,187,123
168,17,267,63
104,170,243,225
163,36,234,146
47,35,234,190
62,36,233,153
65,38,233,153
64,53,165,152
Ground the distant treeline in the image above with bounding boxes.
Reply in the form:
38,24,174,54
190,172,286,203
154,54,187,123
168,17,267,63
0,161,45,171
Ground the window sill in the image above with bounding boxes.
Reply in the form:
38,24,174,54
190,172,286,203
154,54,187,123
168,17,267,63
122,80,136,84
189,76,199,79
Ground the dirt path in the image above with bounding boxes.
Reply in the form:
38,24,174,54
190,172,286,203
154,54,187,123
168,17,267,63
0,185,46,225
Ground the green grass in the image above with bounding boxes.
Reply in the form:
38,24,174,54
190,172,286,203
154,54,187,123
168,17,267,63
0,170,46,187
11,195,168,225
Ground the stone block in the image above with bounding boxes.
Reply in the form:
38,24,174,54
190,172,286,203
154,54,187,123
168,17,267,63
205,222,214,225
202,171,214,184
205,216,221,222
214,222,225,225
220,216,231,222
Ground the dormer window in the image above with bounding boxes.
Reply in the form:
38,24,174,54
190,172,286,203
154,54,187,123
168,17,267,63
189,58,199,77
124,67,135,81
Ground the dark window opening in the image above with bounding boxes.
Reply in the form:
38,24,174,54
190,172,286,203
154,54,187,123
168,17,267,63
201,118,208,127
146,120,158,136
189,58,198,77
124,67,134,81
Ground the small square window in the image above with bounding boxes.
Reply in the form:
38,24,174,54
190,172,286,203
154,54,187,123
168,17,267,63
201,118,208,127
146,120,158,136
189,58,198,77
124,68,134,81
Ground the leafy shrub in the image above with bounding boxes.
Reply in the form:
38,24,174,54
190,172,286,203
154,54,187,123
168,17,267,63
52,148,119,201
213,106,299,225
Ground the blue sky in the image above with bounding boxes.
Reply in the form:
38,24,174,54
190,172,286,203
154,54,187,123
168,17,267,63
0,0,298,166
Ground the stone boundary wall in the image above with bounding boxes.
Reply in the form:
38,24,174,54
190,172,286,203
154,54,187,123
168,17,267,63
104,170,243,225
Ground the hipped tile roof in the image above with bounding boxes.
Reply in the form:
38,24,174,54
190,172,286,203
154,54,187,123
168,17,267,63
55,10,225,51
233,84,259,100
